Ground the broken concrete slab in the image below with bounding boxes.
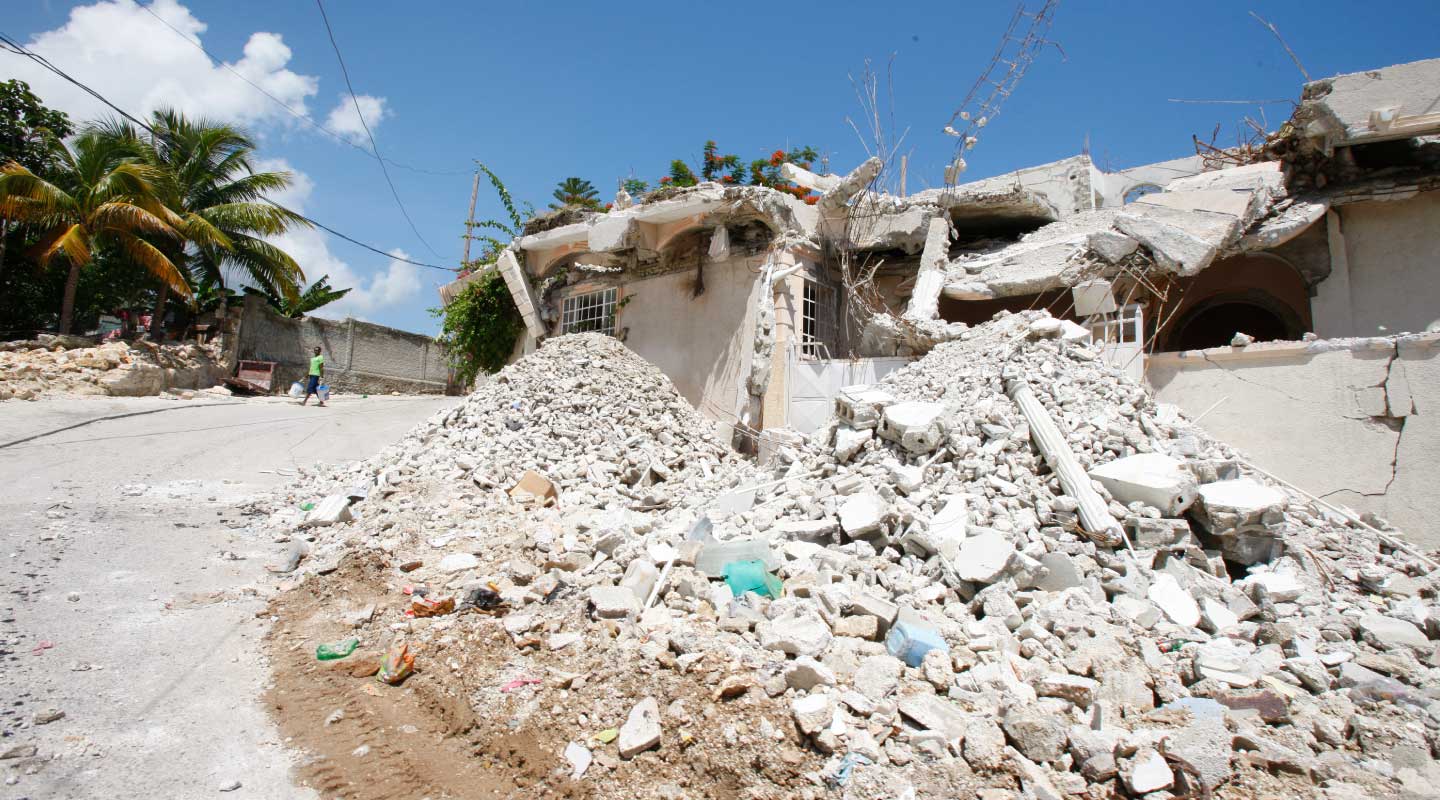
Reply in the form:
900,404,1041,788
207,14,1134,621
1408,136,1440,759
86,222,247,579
838,492,888,540
877,401,947,454
955,531,1017,584
1089,453,1197,517
303,495,353,527
618,697,661,759
897,694,968,741
1147,573,1201,627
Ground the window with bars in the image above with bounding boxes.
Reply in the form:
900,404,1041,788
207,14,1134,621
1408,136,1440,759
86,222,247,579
800,279,837,359
561,287,618,336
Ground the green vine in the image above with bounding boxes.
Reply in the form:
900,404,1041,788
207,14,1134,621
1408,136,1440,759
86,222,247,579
431,270,523,386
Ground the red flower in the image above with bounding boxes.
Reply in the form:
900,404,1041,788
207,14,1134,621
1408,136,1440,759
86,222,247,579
605,202,614,211
660,176,672,184
804,195,818,205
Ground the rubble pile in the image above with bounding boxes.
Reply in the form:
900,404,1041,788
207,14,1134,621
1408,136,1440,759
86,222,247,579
268,318,1440,799
0,337,225,400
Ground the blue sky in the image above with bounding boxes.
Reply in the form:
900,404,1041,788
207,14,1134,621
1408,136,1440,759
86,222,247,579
8,0,1439,333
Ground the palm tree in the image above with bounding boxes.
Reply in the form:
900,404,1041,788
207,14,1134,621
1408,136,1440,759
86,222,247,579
0,130,188,334
107,110,309,336
255,273,351,318
549,177,601,210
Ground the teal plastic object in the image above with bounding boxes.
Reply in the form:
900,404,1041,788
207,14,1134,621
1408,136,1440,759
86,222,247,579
885,621,949,667
722,560,783,599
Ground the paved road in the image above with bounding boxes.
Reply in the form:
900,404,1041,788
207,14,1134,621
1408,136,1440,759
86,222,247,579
0,394,459,799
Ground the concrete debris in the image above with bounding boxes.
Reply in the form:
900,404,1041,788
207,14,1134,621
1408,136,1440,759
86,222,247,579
256,319,1440,799
0,338,225,400
617,696,661,759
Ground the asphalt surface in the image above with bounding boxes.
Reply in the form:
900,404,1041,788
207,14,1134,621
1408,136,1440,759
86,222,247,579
0,394,459,799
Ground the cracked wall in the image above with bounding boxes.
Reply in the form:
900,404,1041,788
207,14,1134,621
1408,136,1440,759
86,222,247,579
1147,333,1440,547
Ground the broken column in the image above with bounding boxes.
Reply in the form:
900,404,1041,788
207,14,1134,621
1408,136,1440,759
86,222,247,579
1006,378,1125,545
902,215,954,323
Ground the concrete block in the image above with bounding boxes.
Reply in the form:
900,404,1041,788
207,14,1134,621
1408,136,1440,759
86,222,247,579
621,559,659,603
1089,453,1198,516
1126,516,1193,549
1085,233,1138,266
757,608,833,657
1072,278,1119,315
1147,573,1200,627
877,401,948,454
834,385,895,430
618,697,661,759
838,492,887,540
1034,552,1084,591
1360,614,1430,651
304,494,353,527
955,531,1017,584
589,585,641,620
849,588,899,631
776,518,838,543
897,694,968,741
791,693,834,736
1114,212,1217,275
1121,748,1174,795
1194,479,1286,565
833,426,872,463
901,495,967,561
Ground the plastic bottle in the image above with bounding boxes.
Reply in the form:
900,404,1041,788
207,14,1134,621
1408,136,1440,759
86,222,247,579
315,637,359,661
884,622,949,667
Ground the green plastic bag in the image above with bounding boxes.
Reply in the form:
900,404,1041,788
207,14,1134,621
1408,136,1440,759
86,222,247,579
316,637,359,661
722,560,783,598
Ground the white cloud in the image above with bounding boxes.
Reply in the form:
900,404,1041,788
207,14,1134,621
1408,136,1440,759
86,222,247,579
254,159,421,322
324,94,388,144
11,0,317,127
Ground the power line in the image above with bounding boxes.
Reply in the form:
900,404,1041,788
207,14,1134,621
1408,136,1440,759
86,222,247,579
0,30,458,273
132,1,467,178
313,0,443,259
262,199,456,272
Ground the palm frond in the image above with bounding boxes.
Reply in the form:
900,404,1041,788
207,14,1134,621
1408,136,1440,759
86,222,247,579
112,231,192,299
29,223,91,268
92,201,178,240
179,210,235,250
201,202,304,236
0,163,80,219
227,234,305,302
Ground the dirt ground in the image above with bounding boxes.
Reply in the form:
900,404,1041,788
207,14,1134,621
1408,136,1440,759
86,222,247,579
264,553,832,800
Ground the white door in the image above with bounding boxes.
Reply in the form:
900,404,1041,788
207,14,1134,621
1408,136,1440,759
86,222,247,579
1087,303,1145,382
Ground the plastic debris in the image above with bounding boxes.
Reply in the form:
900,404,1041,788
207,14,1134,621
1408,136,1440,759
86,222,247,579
410,595,455,618
316,637,360,661
885,621,949,667
501,676,542,693
376,642,415,685
722,560,783,598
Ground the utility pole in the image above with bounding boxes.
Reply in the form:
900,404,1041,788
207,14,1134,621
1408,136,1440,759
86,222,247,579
461,163,481,269
899,155,908,198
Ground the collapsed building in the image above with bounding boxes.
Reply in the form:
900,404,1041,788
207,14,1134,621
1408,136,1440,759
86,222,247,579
442,57,1440,548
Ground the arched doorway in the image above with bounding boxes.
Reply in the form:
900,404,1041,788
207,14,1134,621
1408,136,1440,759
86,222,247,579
1154,254,1312,351
1169,294,1297,351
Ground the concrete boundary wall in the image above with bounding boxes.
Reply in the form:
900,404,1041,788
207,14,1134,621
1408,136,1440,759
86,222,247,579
235,294,450,395
1147,334,1439,548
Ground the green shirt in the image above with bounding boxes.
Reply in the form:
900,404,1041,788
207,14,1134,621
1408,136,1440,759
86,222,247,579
309,354,324,376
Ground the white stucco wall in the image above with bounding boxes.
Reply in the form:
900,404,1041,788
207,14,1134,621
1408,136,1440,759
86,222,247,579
1313,191,1440,339
607,255,765,426
1147,334,1440,548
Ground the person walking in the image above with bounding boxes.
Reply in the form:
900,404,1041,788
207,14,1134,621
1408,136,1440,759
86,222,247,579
301,346,326,407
